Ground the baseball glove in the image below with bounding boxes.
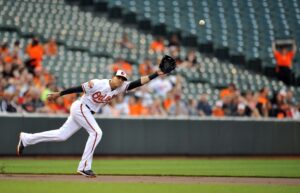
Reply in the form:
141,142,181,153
159,55,176,74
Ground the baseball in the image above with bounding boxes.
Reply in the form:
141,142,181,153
199,19,205,26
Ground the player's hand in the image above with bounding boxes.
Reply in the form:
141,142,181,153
47,92,60,102
157,70,165,75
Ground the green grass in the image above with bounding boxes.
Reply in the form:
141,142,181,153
0,158,300,178
0,180,300,193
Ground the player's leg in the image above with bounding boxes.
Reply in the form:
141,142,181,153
20,115,81,147
75,104,103,176
18,100,82,152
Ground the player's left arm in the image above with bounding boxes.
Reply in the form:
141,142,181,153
126,70,164,91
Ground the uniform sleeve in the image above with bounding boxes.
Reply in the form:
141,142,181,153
81,79,99,95
120,81,131,93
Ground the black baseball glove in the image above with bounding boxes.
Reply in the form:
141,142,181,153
159,55,176,74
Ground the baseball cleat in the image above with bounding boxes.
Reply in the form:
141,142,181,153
17,132,24,156
77,170,96,178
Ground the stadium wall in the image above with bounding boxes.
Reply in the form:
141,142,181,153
1,114,300,155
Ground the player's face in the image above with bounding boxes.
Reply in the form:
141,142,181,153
111,76,125,88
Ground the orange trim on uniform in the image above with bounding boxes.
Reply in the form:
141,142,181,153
80,104,98,154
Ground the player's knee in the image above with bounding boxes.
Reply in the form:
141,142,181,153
57,132,69,141
96,129,103,139
90,129,102,139
58,135,68,141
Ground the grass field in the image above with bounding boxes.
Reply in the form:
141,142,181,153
0,158,300,193
1,180,300,193
0,158,300,177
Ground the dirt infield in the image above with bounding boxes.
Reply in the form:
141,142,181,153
1,174,300,185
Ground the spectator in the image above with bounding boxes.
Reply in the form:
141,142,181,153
148,97,167,116
46,97,68,114
135,87,153,107
32,67,54,90
232,103,247,117
286,89,297,106
220,83,237,100
63,93,77,113
26,38,44,72
11,40,24,65
44,38,58,57
22,88,45,113
182,49,198,68
272,40,297,85
2,62,14,79
115,94,129,115
256,87,271,117
118,33,135,49
148,75,173,98
150,36,165,53
0,43,9,58
187,98,198,116
224,92,240,116
270,90,292,118
110,58,133,76
169,47,182,65
102,98,122,116
197,94,212,116
290,105,300,119
128,95,147,116
168,94,188,116
168,34,180,51
163,91,174,111
243,91,260,117
212,100,225,117
139,57,154,76
0,43,13,64
0,91,17,112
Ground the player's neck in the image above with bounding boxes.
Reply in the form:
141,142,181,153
109,80,116,91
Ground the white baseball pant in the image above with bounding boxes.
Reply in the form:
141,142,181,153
21,100,103,171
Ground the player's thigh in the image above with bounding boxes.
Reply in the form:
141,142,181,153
59,115,81,137
75,106,102,135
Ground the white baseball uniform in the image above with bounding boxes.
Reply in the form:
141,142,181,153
20,78,129,171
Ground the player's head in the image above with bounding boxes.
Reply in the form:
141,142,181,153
111,70,127,88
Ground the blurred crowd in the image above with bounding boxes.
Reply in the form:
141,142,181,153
1,35,299,119
0,37,76,114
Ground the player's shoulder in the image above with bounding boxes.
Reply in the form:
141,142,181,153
118,81,130,91
89,78,107,84
84,79,104,88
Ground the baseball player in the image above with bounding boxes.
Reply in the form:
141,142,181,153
16,55,176,178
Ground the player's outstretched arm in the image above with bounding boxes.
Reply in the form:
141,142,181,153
127,70,164,91
127,55,176,91
47,86,83,101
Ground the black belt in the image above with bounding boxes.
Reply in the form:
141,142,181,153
85,104,95,114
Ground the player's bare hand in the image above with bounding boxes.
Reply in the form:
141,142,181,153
47,92,60,102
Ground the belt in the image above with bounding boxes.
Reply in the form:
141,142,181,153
85,104,95,114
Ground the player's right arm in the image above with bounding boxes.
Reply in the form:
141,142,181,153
47,79,99,101
47,86,83,101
